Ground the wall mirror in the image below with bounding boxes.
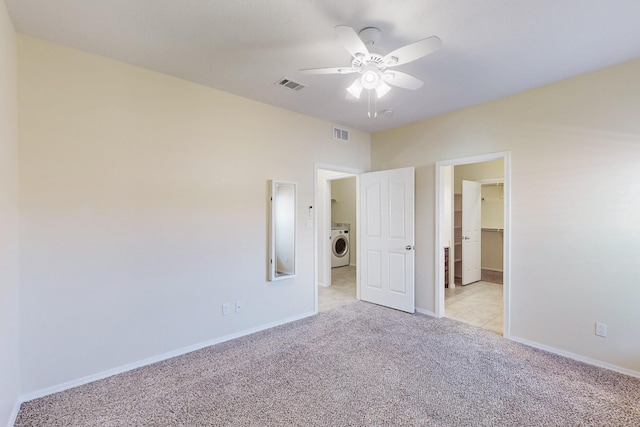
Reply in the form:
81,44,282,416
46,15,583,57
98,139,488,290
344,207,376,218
269,181,296,281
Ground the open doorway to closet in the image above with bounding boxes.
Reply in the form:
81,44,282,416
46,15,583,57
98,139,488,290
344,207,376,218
316,167,360,313
436,152,510,337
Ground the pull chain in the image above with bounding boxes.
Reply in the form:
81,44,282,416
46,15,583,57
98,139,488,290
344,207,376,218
367,90,378,119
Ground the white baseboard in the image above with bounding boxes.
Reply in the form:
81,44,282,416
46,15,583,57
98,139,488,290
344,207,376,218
481,267,503,272
19,311,316,403
415,307,437,317
7,399,21,427
510,336,640,379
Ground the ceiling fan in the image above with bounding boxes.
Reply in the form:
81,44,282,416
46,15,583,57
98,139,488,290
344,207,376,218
300,25,442,117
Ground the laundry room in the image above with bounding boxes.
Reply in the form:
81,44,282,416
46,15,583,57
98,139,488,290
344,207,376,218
317,173,358,312
330,177,356,269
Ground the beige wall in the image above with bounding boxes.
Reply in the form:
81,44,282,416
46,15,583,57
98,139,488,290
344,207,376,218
0,2,20,425
372,59,640,374
331,177,357,266
18,35,370,394
480,230,503,272
480,184,504,229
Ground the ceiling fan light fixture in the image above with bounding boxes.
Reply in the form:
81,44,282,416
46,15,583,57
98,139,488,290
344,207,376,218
361,72,378,88
347,79,364,99
375,81,391,98
360,64,381,90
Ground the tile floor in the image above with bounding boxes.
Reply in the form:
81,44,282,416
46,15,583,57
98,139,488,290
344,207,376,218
318,265,357,312
318,266,504,336
445,280,503,335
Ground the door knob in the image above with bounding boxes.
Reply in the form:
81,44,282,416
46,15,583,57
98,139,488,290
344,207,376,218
405,245,414,250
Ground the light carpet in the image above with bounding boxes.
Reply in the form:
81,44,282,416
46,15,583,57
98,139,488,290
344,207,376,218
16,302,640,426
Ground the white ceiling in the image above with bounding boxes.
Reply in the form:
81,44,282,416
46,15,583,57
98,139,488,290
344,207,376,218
6,0,640,133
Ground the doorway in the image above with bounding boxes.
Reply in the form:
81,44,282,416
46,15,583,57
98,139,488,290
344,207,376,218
315,165,417,314
435,152,511,337
315,166,361,313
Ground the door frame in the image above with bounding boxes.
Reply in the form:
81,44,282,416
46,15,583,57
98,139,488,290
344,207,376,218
434,151,511,337
314,163,364,314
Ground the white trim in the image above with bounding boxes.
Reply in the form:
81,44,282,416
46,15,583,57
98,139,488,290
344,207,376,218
415,307,438,318
437,151,509,167
503,152,512,338
19,311,315,403
435,151,511,337
314,163,364,175
510,336,640,379
481,267,503,273
477,177,504,184
325,173,354,182
7,400,20,427
434,161,444,317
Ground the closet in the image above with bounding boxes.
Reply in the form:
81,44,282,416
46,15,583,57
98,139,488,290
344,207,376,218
480,183,504,274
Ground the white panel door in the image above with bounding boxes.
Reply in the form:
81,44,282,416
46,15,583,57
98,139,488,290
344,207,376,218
462,180,482,285
360,167,415,313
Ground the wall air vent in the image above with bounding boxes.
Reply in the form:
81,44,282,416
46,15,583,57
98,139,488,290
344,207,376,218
276,78,307,91
333,126,349,142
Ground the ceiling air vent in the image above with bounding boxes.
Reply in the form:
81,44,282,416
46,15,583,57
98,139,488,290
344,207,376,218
333,126,349,142
276,78,306,91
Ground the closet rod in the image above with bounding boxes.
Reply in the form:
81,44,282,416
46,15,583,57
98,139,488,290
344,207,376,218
481,227,503,232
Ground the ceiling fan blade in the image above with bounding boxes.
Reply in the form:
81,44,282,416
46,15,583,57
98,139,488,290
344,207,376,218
299,67,358,75
334,25,370,59
383,71,424,90
382,36,442,67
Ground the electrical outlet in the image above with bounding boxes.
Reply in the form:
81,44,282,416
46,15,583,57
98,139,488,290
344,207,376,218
595,322,607,337
235,301,243,313
222,303,231,316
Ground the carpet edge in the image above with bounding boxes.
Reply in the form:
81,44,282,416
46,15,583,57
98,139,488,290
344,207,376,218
18,310,316,403
510,335,640,379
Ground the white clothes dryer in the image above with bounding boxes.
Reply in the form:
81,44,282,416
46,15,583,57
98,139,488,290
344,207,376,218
331,227,350,268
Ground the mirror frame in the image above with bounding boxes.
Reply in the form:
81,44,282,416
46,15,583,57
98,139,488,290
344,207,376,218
269,180,296,281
